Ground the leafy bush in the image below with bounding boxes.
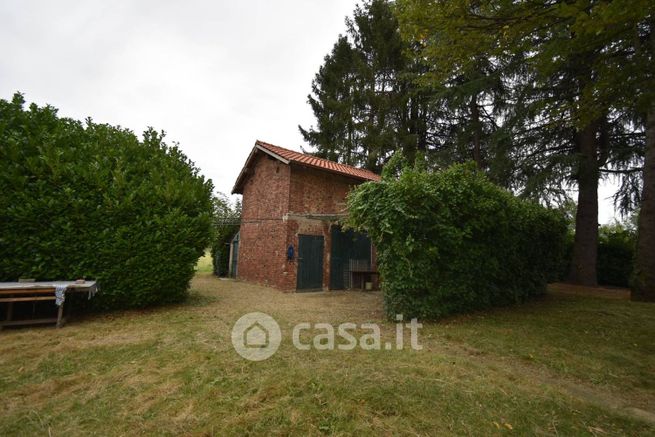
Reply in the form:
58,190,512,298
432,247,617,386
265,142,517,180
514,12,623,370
556,219,636,287
0,93,213,310
597,224,635,287
347,162,567,320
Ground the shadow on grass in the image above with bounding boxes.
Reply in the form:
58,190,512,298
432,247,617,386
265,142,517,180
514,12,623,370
183,291,219,307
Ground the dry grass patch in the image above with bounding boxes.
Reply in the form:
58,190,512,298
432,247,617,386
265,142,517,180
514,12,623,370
0,274,653,435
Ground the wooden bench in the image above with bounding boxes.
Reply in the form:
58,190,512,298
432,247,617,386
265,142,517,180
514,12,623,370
0,281,97,329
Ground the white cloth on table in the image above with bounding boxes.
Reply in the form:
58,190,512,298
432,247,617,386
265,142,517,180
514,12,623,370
55,285,66,306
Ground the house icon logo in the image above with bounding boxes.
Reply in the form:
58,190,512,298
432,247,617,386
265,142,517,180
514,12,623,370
231,312,281,361
244,322,269,348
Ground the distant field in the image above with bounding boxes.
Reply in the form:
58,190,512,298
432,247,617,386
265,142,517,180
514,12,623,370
0,276,653,435
195,250,213,273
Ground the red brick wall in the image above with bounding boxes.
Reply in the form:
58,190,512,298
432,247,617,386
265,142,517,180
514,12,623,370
237,154,293,289
288,164,359,214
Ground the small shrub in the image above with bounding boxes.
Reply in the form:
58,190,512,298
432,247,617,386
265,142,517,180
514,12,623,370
347,162,567,320
0,93,213,310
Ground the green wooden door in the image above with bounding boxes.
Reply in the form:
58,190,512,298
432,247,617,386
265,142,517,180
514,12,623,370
297,235,324,290
330,226,371,290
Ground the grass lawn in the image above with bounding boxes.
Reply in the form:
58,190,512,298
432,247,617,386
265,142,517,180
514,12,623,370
1,275,654,436
194,250,214,273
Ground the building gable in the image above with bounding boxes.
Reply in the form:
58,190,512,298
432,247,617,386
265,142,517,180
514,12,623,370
232,140,380,194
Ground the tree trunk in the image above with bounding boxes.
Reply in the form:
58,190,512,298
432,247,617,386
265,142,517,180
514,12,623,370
470,96,483,168
632,107,655,301
416,94,428,154
404,96,419,165
568,122,599,286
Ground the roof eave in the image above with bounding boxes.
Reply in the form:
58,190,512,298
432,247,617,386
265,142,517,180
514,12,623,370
231,142,292,194
288,161,379,183
255,143,290,165
231,145,257,194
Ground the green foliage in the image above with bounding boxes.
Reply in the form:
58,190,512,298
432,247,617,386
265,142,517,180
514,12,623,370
0,93,213,310
396,0,652,287
347,163,567,320
556,214,636,287
299,0,432,172
396,0,649,210
209,194,240,276
598,224,636,287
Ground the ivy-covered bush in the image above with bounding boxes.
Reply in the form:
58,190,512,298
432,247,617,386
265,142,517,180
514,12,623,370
0,93,213,310
347,162,567,320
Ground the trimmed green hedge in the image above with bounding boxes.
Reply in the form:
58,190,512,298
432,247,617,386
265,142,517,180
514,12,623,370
347,163,567,320
0,94,213,310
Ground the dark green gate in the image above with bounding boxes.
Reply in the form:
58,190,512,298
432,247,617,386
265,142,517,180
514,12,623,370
230,232,239,278
330,226,371,289
297,235,324,290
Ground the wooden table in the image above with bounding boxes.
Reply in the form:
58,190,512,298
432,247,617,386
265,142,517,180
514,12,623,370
0,281,97,329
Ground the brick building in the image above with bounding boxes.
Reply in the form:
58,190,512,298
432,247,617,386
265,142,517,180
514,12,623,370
231,140,380,291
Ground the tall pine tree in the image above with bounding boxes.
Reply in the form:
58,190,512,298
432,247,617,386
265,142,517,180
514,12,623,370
300,0,429,172
302,0,515,184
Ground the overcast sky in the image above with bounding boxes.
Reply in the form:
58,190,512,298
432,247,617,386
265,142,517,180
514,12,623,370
1,0,621,223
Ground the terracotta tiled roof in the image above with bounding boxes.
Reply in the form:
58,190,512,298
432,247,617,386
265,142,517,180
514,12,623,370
232,140,381,194
256,140,381,182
